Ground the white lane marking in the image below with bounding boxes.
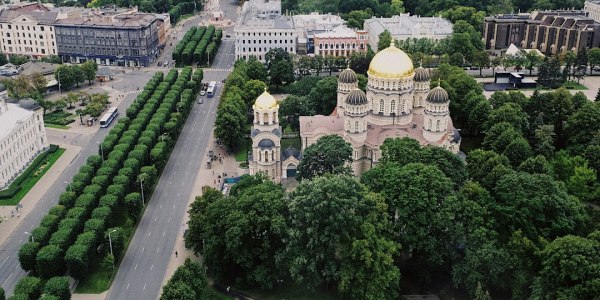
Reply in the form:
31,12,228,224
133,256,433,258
147,231,151,237
154,217,157,222
172,203,176,209
177,192,181,198
164,192,168,197
168,217,171,223
18,240,22,245
163,231,166,237
150,265,154,271
0,256,9,269
143,284,147,290
156,248,160,253
141,247,145,253
127,283,130,290
160,203,163,208
135,264,138,270
2,272,13,287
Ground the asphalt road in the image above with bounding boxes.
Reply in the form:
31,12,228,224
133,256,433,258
0,91,141,295
106,1,238,297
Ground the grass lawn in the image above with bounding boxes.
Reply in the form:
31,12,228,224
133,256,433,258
242,282,341,300
75,209,135,293
563,80,588,90
234,139,251,162
281,137,301,150
44,123,70,130
0,148,65,206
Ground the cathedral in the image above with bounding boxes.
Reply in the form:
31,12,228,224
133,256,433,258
249,41,461,182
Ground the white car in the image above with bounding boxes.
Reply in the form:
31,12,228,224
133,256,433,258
198,98,204,104
200,90,206,96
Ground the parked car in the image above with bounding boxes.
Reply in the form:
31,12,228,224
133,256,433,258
200,90,206,96
158,61,163,67
198,98,204,104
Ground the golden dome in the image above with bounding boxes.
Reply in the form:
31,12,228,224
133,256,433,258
254,88,278,109
368,40,414,78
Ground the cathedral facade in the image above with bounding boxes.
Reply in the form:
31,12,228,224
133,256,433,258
249,42,461,181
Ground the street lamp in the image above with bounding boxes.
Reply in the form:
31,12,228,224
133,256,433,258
140,177,145,207
108,229,117,269
24,232,34,243
57,70,62,94
98,142,104,162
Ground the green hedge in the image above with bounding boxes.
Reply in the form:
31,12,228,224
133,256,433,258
0,147,54,199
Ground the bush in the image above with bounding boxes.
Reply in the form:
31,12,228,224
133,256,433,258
14,277,42,300
36,245,64,279
18,242,39,271
58,192,77,207
43,277,71,300
31,226,51,246
48,205,67,218
65,244,90,280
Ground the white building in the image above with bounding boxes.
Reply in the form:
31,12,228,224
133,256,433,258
0,89,48,189
585,0,600,22
0,2,63,59
364,14,453,51
234,0,296,61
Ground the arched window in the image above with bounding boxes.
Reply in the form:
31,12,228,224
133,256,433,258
273,112,277,123
390,100,396,114
263,113,269,125
436,120,440,131
272,150,275,161
355,121,359,132
255,112,259,123
379,100,384,113
259,151,262,161
265,151,269,162
429,119,432,130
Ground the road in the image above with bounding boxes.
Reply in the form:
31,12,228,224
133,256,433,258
106,1,238,299
0,91,141,295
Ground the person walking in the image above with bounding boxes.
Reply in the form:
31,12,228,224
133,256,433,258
175,251,178,257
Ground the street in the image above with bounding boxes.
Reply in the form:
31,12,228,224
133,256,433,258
106,1,239,299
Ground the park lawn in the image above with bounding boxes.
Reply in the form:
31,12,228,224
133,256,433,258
563,80,588,90
44,123,70,130
0,148,65,206
281,137,301,150
234,139,251,162
75,209,135,293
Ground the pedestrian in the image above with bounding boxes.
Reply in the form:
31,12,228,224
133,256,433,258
175,251,178,257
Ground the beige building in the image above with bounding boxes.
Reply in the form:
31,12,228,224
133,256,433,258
0,90,48,189
300,42,461,175
248,89,301,183
0,2,61,59
364,14,453,51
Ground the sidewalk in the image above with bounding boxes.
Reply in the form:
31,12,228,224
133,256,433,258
158,129,245,294
0,143,81,247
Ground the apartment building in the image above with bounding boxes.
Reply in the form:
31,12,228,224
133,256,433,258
0,2,62,59
0,91,48,189
585,0,600,22
234,0,296,62
54,8,161,67
483,10,600,55
313,26,368,57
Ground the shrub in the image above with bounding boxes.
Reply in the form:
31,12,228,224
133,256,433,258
36,245,65,279
14,276,42,300
58,192,77,207
18,242,39,271
48,205,66,218
65,244,90,280
43,277,71,300
31,226,51,246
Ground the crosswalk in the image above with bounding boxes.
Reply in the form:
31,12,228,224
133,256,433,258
204,68,232,72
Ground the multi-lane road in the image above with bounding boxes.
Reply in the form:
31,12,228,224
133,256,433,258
0,91,141,295
106,4,238,300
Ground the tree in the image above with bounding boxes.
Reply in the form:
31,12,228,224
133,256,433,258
214,101,246,151
532,233,600,299
484,103,529,133
471,50,489,76
492,172,588,241
43,277,71,300
71,65,85,87
588,48,600,72
242,79,267,108
40,55,62,64
36,245,65,279
80,61,98,84
55,65,75,90
503,137,533,167
279,95,314,132
534,124,555,157
466,149,513,190
14,277,42,300
9,54,29,65
245,57,267,82
265,48,294,86
30,73,48,95
377,29,392,52
0,52,7,65
286,175,399,296
307,76,338,115
160,281,197,300
566,102,600,151
518,155,553,175
186,188,224,256
19,242,39,271
523,50,542,75
296,135,352,181
344,10,372,29
537,56,564,88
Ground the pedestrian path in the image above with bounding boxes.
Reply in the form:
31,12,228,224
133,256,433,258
0,144,81,247
204,68,232,72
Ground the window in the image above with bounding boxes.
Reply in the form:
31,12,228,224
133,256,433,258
429,119,432,130
390,100,396,113
436,120,440,131
379,100,384,113
265,151,269,162
355,121,359,132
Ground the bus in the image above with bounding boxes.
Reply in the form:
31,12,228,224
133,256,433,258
99,107,118,128
207,81,217,98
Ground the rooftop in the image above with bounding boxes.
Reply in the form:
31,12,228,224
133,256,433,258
19,61,59,77
314,26,359,39
55,12,157,28
0,101,35,142
236,0,294,31
365,14,453,37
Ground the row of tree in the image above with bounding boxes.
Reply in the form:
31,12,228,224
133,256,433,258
172,26,222,66
11,276,70,300
54,61,98,90
18,67,203,286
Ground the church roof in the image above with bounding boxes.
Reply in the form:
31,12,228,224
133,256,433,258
282,146,301,160
339,68,358,83
414,66,430,82
426,86,449,103
346,89,368,105
258,138,275,148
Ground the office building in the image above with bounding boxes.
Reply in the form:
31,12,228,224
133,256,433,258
483,10,600,55
313,26,368,57
364,14,453,51
0,90,48,189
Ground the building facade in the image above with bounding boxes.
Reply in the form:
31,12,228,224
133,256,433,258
483,10,600,55
313,26,368,57
54,9,161,67
234,0,296,62
364,14,453,51
585,0,600,22
0,92,48,189
300,42,461,175
249,89,300,183
0,2,61,59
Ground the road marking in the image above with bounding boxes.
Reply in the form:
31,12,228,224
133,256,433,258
127,283,130,290
160,203,163,208
18,240,22,245
150,265,154,271
164,192,168,197
148,231,151,237
177,192,181,198
135,264,138,270
156,247,160,253
2,272,12,287
168,217,171,223
141,247,145,253
0,256,8,269
143,284,147,291
173,203,176,209
154,217,157,222
163,231,166,237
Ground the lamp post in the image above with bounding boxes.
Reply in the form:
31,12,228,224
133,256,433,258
98,142,104,162
57,70,62,94
24,232,34,243
140,177,145,207
108,229,117,269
